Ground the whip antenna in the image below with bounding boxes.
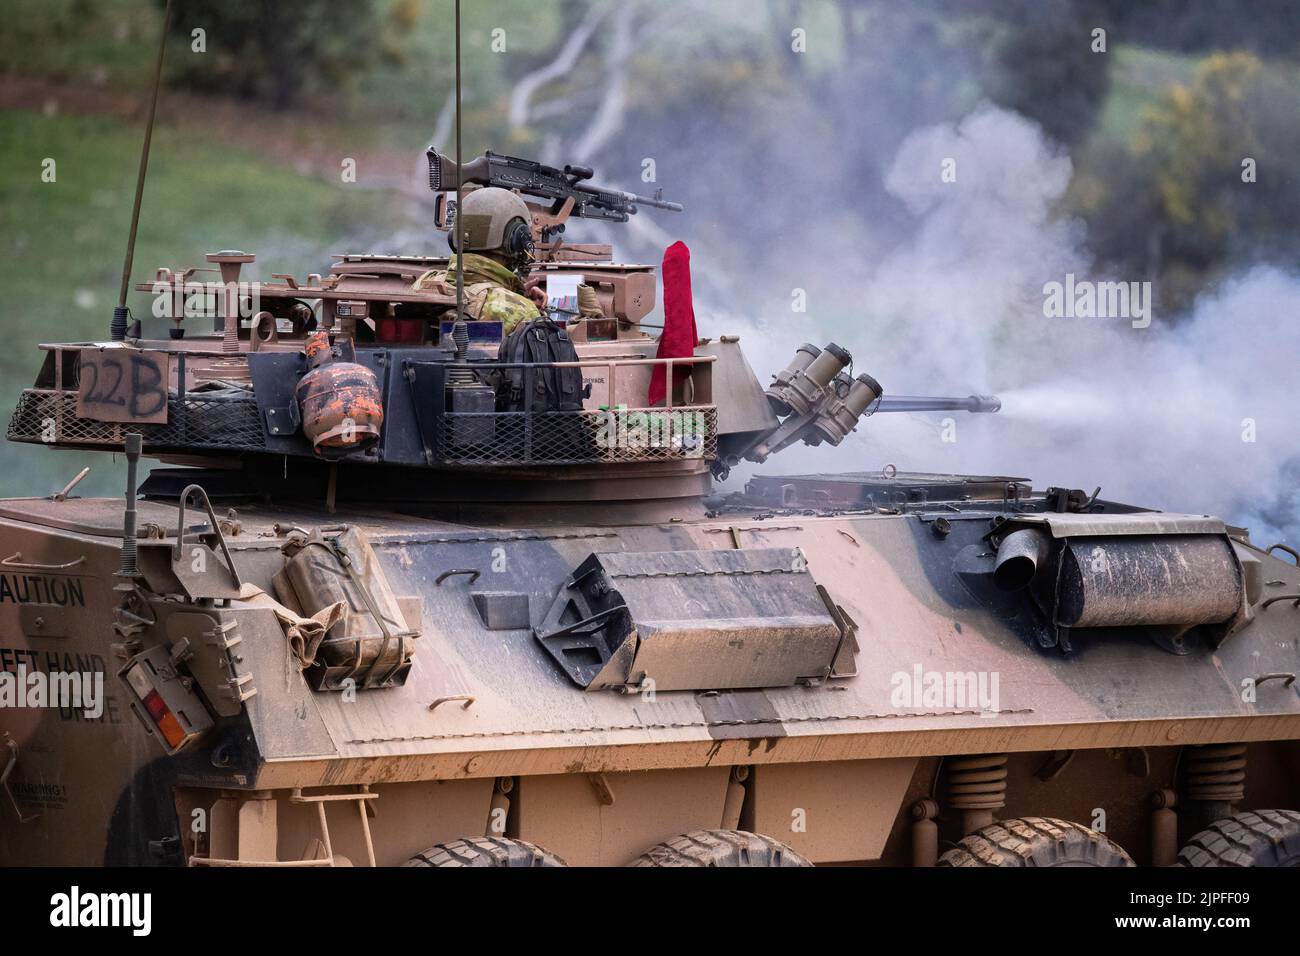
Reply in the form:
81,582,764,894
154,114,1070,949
451,0,469,365
112,0,173,341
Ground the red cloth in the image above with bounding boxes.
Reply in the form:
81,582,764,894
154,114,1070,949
648,241,698,406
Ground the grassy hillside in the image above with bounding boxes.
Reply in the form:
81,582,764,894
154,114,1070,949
1094,45,1202,142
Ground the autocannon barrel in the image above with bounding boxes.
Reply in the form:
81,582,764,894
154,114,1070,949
872,394,1001,413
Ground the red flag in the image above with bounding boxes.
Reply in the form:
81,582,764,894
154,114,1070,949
648,240,698,406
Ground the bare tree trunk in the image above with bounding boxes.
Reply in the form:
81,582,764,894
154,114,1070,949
508,5,609,131
571,3,636,163
429,85,457,152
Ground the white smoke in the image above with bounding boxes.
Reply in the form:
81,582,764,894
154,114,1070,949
707,106,1299,545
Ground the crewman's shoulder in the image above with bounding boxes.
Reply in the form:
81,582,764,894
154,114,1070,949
410,268,450,292
480,286,537,321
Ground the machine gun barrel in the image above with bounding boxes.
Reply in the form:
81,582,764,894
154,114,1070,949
873,395,1001,413
614,190,684,213
427,148,682,221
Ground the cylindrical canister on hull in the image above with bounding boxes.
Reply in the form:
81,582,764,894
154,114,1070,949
1055,535,1242,628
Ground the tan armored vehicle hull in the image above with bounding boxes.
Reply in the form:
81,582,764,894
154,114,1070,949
2,467,1297,867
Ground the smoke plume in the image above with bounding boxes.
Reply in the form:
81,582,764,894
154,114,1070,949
700,106,1299,545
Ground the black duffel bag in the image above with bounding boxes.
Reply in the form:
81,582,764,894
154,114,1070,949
497,317,585,412
494,317,594,462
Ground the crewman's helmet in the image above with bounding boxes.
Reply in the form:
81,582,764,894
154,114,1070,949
449,186,533,259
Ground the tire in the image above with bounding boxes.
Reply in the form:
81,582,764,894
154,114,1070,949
628,829,812,867
404,836,567,867
1177,809,1300,867
938,816,1135,867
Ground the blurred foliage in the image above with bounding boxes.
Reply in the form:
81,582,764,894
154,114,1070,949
1099,0,1300,59
0,0,158,89
1092,46,1200,142
159,0,392,108
1072,51,1300,312
973,0,1111,146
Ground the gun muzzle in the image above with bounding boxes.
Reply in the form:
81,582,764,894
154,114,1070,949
624,192,685,213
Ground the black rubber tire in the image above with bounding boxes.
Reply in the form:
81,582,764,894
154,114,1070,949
938,816,1135,867
404,836,567,867
1177,809,1300,867
628,829,812,867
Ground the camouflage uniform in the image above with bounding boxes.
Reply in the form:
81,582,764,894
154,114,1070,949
411,253,539,334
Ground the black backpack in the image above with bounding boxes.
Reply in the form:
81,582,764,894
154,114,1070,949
497,317,586,412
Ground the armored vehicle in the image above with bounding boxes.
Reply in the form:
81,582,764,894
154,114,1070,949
3,8,1299,860
3,148,1299,868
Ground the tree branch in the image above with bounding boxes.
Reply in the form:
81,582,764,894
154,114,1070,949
508,5,609,130
571,3,635,163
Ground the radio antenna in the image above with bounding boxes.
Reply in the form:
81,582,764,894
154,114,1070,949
450,0,469,365
112,0,173,341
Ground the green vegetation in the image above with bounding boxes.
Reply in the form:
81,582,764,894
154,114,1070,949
0,0,159,91
1071,49,1300,313
1094,46,1201,143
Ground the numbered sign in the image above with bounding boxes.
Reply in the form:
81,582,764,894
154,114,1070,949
76,348,169,424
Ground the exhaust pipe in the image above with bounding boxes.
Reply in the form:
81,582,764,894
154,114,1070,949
993,528,1048,592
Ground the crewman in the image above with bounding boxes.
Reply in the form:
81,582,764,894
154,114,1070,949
410,186,546,333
